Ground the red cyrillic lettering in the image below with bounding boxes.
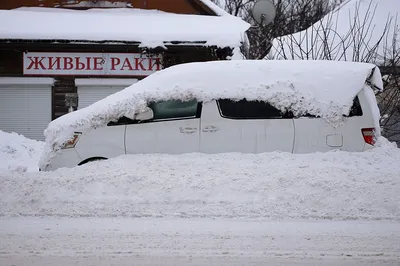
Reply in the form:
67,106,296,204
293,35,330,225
148,58,162,71
111,57,120,70
26,57,46,70
63,57,73,70
48,57,61,70
86,57,92,70
75,57,85,70
120,58,133,71
134,58,146,71
93,57,104,71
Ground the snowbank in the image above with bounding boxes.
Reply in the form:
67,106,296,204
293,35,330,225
0,131,44,173
39,60,382,167
3,137,400,220
0,7,249,49
269,0,400,65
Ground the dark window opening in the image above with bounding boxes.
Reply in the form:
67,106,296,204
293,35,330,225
107,116,134,126
217,99,292,119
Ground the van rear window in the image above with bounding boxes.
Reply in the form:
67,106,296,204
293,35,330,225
346,96,363,117
301,96,363,118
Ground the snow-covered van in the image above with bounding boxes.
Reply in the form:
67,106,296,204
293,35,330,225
39,60,383,171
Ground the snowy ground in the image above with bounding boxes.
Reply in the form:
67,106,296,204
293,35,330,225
1,131,400,265
2,138,399,220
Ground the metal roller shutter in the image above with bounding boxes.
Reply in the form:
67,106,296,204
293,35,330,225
0,78,53,141
76,79,138,110
77,86,125,110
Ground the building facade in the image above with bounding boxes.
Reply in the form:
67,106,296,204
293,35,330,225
0,0,249,140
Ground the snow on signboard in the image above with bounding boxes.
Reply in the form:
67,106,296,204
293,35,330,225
39,60,382,167
269,0,400,65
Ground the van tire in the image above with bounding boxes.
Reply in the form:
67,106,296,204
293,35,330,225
78,157,107,166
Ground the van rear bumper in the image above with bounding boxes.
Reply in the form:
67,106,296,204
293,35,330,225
362,143,374,152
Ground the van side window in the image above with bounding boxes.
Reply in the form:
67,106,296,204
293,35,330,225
107,99,200,126
217,99,290,119
150,99,199,120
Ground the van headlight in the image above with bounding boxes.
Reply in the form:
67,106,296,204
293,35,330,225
62,132,81,149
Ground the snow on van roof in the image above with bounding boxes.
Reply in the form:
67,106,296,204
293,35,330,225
40,60,382,166
269,0,399,65
0,7,249,49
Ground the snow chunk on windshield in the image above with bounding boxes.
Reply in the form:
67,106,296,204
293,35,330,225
40,60,382,167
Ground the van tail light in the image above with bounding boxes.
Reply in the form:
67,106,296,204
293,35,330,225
361,128,376,145
62,132,81,149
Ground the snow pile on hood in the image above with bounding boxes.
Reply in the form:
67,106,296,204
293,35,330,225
39,60,382,167
269,0,400,65
4,137,400,220
0,7,250,49
0,131,44,173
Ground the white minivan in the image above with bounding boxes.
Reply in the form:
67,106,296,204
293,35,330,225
40,60,382,171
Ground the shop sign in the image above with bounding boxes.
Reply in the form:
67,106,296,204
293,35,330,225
23,52,162,76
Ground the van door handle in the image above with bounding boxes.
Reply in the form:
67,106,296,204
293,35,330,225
202,125,219,132
179,127,198,134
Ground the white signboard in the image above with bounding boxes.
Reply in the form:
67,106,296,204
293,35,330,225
23,52,162,76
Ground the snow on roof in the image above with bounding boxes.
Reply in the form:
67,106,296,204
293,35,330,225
0,7,250,48
39,60,382,166
269,0,400,65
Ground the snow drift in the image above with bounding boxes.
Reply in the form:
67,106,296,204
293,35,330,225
0,130,44,173
39,60,382,168
2,137,400,221
269,0,400,64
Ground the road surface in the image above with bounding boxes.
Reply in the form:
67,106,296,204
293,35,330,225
1,217,399,265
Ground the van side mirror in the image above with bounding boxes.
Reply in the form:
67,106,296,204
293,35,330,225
135,108,154,121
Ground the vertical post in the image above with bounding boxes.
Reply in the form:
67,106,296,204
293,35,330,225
65,93,79,113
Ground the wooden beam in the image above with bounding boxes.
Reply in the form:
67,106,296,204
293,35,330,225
0,0,218,15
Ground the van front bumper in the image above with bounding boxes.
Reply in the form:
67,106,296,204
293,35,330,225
41,148,82,171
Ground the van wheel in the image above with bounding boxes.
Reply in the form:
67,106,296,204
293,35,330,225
78,157,107,166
